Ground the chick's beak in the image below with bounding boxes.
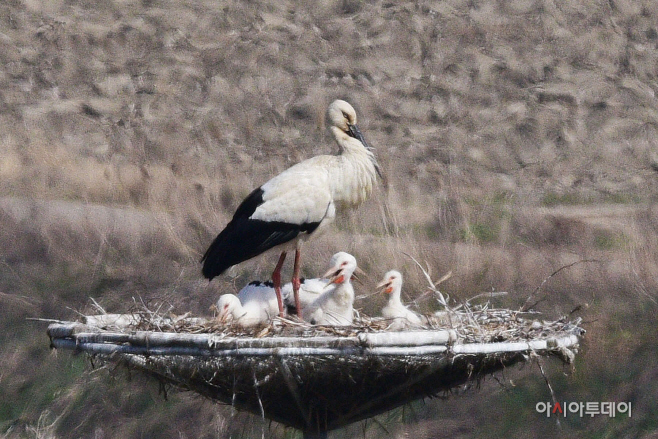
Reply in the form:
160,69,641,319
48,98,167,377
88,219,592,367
376,279,393,294
322,265,337,279
323,265,366,285
322,266,345,285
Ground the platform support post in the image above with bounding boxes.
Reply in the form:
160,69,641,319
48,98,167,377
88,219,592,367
303,430,327,439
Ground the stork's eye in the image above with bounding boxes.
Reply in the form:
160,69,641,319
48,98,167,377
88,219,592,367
341,261,348,266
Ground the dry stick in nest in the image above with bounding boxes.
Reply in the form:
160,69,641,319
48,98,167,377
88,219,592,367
465,291,509,305
520,259,600,312
403,252,453,310
404,254,509,335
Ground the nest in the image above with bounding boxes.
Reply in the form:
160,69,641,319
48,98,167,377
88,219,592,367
47,307,584,435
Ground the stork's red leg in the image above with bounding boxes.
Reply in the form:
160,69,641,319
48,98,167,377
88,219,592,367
292,249,302,318
272,252,287,317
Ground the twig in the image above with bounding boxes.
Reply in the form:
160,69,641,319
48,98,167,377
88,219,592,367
354,291,381,301
89,297,106,314
536,355,561,428
253,372,266,439
403,252,452,309
275,357,311,429
520,260,599,312
568,304,588,315
65,307,86,318
466,291,508,304
26,318,68,324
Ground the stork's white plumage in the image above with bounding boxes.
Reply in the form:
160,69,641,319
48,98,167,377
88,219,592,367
303,252,357,326
282,278,331,311
201,100,380,318
378,270,423,329
239,278,331,315
237,281,282,316
215,288,279,328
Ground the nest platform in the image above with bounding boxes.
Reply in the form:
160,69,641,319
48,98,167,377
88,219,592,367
47,309,584,437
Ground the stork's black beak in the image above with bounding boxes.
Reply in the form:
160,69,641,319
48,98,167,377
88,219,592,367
347,123,372,150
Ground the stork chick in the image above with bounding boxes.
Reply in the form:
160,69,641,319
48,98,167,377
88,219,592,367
303,252,358,326
201,100,380,318
378,270,423,329
214,280,282,327
215,293,275,328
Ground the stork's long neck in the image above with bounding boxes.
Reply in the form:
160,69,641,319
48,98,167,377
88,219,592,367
389,285,403,306
233,306,248,321
329,127,379,207
335,280,355,306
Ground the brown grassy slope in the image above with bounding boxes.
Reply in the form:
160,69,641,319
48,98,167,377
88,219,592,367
1,0,658,437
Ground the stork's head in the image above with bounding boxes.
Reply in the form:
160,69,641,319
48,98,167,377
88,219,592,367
377,270,403,296
328,99,357,130
327,100,373,151
215,294,241,322
322,251,359,285
327,100,382,181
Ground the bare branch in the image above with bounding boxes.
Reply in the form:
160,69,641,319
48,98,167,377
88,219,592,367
520,259,599,312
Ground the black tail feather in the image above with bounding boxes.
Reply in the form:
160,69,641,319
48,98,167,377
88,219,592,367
201,218,311,279
201,186,320,280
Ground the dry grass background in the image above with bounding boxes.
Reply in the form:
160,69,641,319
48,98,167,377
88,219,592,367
1,0,657,437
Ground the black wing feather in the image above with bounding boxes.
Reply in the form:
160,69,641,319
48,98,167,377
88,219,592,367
201,187,320,280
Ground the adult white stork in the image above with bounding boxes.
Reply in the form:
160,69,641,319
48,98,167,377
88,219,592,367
303,252,358,326
377,270,424,329
201,100,380,317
